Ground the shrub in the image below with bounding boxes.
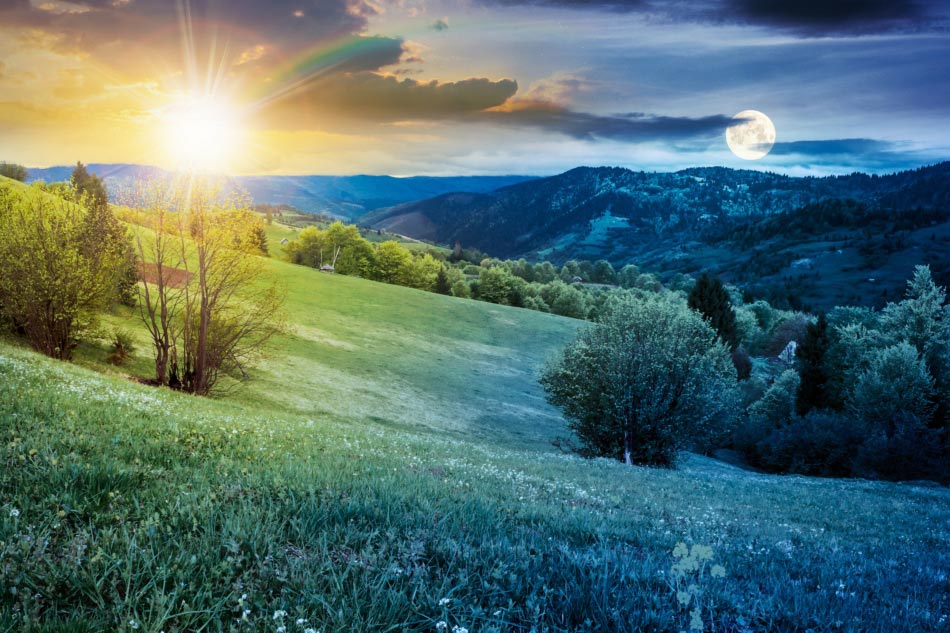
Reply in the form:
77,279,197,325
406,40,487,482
753,411,864,477
106,329,137,366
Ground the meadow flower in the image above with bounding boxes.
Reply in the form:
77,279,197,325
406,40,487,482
452,626,468,633
9,508,19,518
274,610,288,620
296,618,307,625
438,598,451,606
129,620,139,630
303,629,317,633
436,622,448,632
277,627,286,633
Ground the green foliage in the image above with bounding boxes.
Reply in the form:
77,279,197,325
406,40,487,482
795,313,833,415
106,329,136,366
0,183,126,359
688,273,739,349
70,162,108,211
848,342,934,434
0,162,28,182
542,294,738,466
374,240,415,284
476,267,514,305
434,265,452,295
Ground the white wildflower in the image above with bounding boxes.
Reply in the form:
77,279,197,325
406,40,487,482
303,629,317,633
296,618,307,625
436,622,448,632
9,508,19,518
277,627,286,633
273,610,288,620
129,620,139,630
452,626,468,633
438,598,451,606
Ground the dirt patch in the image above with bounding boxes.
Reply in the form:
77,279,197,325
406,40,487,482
137,262,192,289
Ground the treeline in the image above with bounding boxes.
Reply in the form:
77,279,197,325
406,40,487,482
539,266,949,483
734,265,950,483
283,222,672,320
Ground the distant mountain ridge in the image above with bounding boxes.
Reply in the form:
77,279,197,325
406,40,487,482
366,162,950,309
24,164,536,219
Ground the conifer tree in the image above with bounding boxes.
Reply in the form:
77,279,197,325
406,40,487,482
435,265,452,295
795,313,833,416
687,273,739,350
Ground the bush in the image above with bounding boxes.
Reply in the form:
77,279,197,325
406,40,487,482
106,329,137,366
753,411,864,477
854,420,949,484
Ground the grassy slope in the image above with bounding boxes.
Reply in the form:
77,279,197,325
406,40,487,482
1,176,949,631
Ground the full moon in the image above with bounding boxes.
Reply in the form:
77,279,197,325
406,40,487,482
726,110,776,160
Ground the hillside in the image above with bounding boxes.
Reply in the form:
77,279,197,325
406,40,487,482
3,284,950,631
367,163,950,309
24,164,535,219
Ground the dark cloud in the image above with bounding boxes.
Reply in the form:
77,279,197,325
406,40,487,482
261,74,518,127
475,0,946,34
769,139,897,156
0,0,373,59
478,103,735,141
430,18,450,31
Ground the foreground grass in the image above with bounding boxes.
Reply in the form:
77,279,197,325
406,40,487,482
2,343,948,632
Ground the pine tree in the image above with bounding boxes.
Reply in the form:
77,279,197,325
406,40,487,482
795,313,832,416
435,266,452,295
687,273,739,350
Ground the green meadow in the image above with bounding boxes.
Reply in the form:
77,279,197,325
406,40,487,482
1,178,948,631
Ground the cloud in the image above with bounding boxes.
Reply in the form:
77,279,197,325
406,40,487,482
478,102,735,142
473,0,947,35
430,18,449,31
0,0,375,61
260,73,518,127
769,139,897,156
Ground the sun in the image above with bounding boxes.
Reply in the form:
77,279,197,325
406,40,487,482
160,96,243,172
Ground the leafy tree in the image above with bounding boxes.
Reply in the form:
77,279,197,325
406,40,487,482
374,241,414,285
0,162,28,182
477,267,514,304
541,295,738,467
0,187,126,359
688,273,739,349
435,266,452,295
795,313,833,415
849,342,934,435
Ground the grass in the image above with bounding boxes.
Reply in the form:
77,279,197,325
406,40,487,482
1,177,948,631
2,342,948,632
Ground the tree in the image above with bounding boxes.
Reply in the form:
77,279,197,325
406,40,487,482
541,295,738,467
477,267,514,304
172,184,284,395
849,343,934,435
880,265,950,425
688,273,739,349
0,162,28,182
435,266,452,295
70,162,108,211
374,241,414,285
795,312,833,415
0,186,126,359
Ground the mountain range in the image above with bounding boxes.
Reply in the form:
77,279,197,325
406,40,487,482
25,161,950,310
24,164,535,218
365,163,950,310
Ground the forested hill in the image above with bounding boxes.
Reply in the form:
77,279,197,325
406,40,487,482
366,162,950,310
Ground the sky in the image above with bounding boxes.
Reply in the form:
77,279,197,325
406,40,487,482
0,0,948,176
